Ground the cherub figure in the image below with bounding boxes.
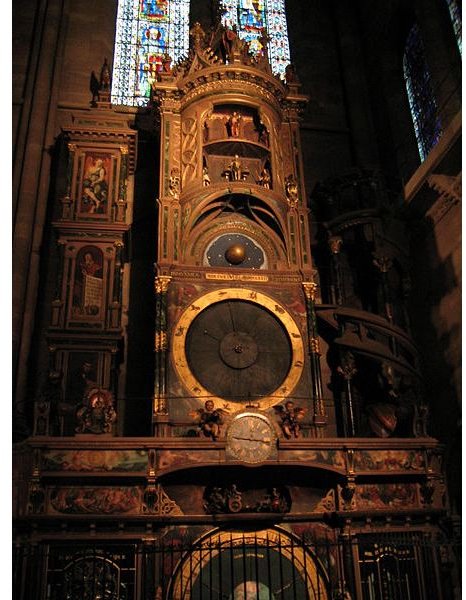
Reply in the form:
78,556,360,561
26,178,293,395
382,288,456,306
274,400,305,439
190,400,228,441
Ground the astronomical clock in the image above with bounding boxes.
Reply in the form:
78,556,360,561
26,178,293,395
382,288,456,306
151,22,326,441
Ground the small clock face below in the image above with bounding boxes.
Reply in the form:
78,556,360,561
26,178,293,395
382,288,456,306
226,412,277,463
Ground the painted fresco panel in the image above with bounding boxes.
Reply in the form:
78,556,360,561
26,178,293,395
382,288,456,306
355,483,419,510
49,486,142,514
77,152,113,217
279,449,346,470
42,449,147,472
353,449,425,472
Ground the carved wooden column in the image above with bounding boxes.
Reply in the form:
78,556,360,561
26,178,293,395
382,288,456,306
153,275,171,432
303,281,326,434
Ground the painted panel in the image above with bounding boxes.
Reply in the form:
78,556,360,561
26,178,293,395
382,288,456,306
42,449,148,472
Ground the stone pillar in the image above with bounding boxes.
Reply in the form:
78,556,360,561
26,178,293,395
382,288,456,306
13,0,68,436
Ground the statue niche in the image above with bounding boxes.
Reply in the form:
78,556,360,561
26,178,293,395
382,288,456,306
202,104,272,187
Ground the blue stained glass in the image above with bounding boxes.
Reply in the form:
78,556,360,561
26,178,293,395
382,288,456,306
140,0,168,19
403,24,443,162
112,0,189,106
446,0,462,55
221,0,291,77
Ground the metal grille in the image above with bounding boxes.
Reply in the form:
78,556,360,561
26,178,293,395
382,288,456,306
13,532,460,600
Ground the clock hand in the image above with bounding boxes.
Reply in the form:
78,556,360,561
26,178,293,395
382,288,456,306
203,329,221,341
232,435,271,443
228,301,236,332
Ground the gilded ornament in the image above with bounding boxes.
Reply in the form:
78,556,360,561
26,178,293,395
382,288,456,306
155,276,171,294
225,243,246,264
310,337,321,354
302,281,318,301
154,332,168,352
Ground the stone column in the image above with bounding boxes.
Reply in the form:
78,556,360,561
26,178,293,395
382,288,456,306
13,0,69,436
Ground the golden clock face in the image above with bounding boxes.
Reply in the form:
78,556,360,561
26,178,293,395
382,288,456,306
226,412,277,463
171,288,305,411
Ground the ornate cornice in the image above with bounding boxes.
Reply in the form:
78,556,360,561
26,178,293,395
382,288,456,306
61,116,138,174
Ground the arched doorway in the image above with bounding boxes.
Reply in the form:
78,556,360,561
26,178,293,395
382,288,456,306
168,527,329,599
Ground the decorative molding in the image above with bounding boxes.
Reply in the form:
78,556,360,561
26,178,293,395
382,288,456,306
426,173,462,225
143,484,183,516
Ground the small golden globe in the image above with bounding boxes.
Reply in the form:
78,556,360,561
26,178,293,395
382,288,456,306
225,243,246,264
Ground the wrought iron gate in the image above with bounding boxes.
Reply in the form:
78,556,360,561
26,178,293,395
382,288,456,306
13,529,459,599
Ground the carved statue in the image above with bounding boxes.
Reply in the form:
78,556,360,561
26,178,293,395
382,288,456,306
274,400,306,438
203,486,226,513
226,484,242,513
161,53,172,74
223,155,249,182
257,166,271,188
256,487,290,513
202,166,211,186
229,155,242,180
189,22,206,51
285,63,300,85
226,111,242,137
221,24,240,61
204,485,290,514
285,174,299,207
75,388,116,434
99,58,111,90
253,112,269,145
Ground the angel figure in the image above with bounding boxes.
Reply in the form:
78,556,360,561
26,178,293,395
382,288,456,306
190,400,228,441
274,400,305,439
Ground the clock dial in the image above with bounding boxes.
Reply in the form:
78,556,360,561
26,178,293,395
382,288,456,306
171,288,305,411
205,233,266,269
186,300,291,401
226,412,277,463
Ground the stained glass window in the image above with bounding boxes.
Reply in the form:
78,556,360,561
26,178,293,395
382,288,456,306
221,0,291,78
446,0,462,55
111,0,190,106
403,24,443,162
